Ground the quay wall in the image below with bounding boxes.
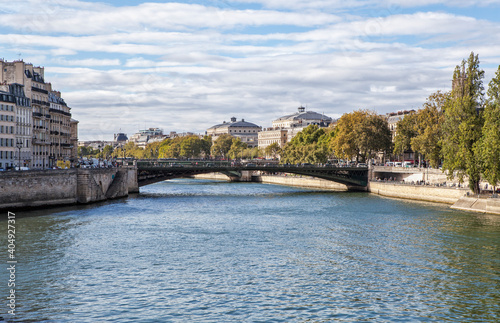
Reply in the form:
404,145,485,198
0,169,78,209
0,167,135,210
368,181,468,204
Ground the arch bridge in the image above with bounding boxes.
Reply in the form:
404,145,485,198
136,161,369,191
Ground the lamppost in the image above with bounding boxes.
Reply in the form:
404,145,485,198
16,140,23,171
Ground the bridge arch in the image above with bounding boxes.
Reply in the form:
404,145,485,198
136,162,368,191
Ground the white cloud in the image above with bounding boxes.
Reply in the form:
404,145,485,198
1,1,500,140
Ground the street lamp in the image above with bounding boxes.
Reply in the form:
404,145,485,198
16,140,23,171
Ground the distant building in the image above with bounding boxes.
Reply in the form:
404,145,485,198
386,110,415,142
206,117,261,148
258,106,333,152
113,132,128,149
128,128,166,148
386,110,416,161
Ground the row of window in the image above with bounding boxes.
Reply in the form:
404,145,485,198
0,151,15,159
0,104,14,112
0,126,15,134
0,138,14,147
228,129,258,133
0,115,15,122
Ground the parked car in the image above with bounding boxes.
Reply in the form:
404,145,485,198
403,161,414,168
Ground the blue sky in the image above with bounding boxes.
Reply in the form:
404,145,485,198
1,0,500,140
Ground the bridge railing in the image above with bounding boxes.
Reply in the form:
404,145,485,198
136,160,232,168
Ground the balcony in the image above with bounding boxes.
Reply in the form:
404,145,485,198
32,99,50,107
32,138,50,145
49,108,71,117
32,86,48,94
33,112,43,118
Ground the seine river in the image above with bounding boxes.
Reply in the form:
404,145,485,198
2,179,500,322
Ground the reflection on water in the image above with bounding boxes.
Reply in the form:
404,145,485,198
1,179,499,322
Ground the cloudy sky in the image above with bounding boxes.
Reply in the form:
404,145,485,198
1,0,500,140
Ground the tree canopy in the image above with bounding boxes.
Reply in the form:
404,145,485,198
331,110,391,162
441,52,485,193
281,125,332,164
477,65,500,188
159,135,211,159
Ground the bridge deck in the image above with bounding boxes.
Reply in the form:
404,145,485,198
136,162,369,188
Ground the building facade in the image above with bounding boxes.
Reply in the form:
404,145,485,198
0,87,16,169
206,117,261,147
128,128,166,148
258,106,333,151
48,85,73,166
12,83,32,168
257,128,288,151
70,119,79,159
0,59,78,168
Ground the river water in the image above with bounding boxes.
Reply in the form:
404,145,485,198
2,179,500,322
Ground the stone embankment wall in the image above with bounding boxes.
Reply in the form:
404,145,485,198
0,167,137,210
0,169,78,209
368,181,467,204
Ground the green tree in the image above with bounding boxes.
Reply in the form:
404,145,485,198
264,142,281,159
159,138,181,158
281,125,333,164
143,141,161,159
228,138,247,159
77,146,90,157
358,112,391,162
242,147,262,159
180,136,202,158
102,145,114,158
331,110,391,162
393,112,417,158
441,52,485,193
210,134,234,158
411,91,447,168
200,136,212,158
477,65,500,188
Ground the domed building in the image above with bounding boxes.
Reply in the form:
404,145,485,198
114,133,128,146
259,106,333,151
206,117,262,147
